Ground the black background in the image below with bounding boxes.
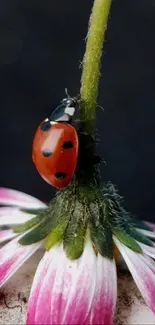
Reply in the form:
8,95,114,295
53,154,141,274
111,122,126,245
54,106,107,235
0,0,155,221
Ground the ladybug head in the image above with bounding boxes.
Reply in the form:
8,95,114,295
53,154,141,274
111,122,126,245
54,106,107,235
62,91,80,118
49,91,80,123
61,98,76,118
62,97,76,108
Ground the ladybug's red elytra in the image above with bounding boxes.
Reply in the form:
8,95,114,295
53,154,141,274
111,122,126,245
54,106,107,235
32,96,79,189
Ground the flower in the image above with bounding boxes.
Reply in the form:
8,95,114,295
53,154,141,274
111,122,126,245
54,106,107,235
0,186,155,324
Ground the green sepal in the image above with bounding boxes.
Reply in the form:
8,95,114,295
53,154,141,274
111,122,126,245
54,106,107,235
13,215,41,233
19,218,55,245
19,193,74,245
87,194,114,259
13,206,51,233
20,207,47,215
76,186,97,204
19,209,60,245
113,228,142,253
19,212,68,245
64,201,87,260
44,225,64,250
127,228,153,247
44,214,70,250
89,222,113,259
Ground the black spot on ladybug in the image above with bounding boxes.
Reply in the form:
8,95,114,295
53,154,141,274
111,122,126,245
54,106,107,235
55,172,67,179
62,141,73,149
42,149,53,157
40,121,51,131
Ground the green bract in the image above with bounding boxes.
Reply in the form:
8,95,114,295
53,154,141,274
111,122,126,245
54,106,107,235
13,182,154,260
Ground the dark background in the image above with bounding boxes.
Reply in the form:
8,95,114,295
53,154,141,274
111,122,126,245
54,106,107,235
0,0,155,221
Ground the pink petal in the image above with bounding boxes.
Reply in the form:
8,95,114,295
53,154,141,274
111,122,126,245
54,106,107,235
0,188,46,208
27,246,59,325
145,221,155,231
0,207,15,216
0,207,35,226
0,229,17,243
84,256,117,325
114,236,155,314
137,242,155,259
27,242,96,325
0,235,41,287
61,243,97,325
137,227,155,239
27,242,117,325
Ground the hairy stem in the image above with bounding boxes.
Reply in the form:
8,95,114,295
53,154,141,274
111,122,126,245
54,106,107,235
80,0,112,135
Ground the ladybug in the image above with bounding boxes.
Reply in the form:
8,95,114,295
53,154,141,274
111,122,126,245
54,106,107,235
32,95,79,189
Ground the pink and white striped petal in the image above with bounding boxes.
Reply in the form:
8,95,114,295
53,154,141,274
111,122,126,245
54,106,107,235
145,221,155,232
114,236,155,314
136,228,155,239
0,207,35,226
0,229,17,244
61,242,96,325
27,242,96,325
0,235,41,288
0,207,16,217
84,256,117,324
0,188,46,208
27,241,116,325
137,241,155,259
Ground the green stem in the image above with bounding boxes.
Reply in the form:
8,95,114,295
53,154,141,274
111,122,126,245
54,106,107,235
80,0,112,135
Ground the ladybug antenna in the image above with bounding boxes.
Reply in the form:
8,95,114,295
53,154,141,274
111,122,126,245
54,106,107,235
96,103,104,112
65,88,80,104
65,88,71,98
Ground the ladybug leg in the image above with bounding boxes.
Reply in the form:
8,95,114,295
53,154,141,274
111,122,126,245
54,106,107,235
78,129,88,136
72,119,104,166
93,154,104,164
72,118,96,136
71,119,87,135
73,119,101,149
73,120,99,143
